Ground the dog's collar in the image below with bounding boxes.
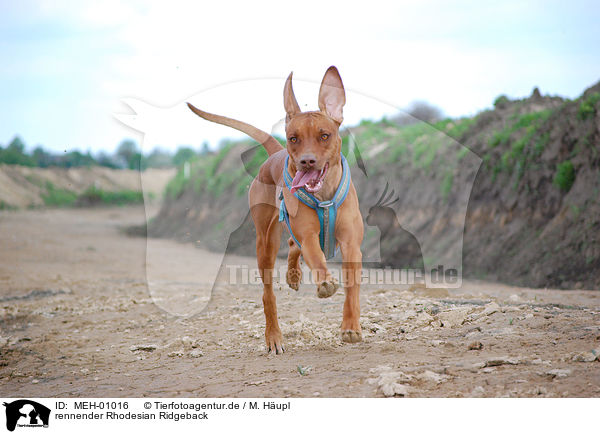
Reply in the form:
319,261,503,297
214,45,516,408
280,154,351,259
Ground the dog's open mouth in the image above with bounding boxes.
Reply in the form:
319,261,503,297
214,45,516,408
290,163,329,194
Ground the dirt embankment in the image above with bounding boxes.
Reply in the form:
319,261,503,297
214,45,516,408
148,81,600,290
0,165,175,209
0,207,599,397
461,84,600,289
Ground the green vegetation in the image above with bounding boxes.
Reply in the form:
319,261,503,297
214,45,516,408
0,137,35,166
445,117,476,140
0,136,211,170
359,120,396,148
172,147,197,167
570,204,581,218
206,143,231,177
0,136,100,168
577,92,600,120
39,181,144,207
411,137,433,168
513,110,551,129
244,146,269,178
77,186,145,206
432,118,452,131
386,122,431,162
158,96,566,202
164,141,240,200
164,140,262,200
41,182,78,206
200,143,238,196
489,129,511,148
534,132,550,156
440,171,454,199
165,168,189,199
456,147,469,161
487,109,554,183
0,201,16,210
489,109,552,149
553,160,575,192
493,95,510,108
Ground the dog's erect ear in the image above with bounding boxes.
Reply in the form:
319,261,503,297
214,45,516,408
284,72,301,122
318,66,345,124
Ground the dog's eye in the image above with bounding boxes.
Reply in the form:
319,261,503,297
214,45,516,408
288,137,297,144
320,133,329,141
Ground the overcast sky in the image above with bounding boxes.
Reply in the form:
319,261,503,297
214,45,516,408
1,0,599,154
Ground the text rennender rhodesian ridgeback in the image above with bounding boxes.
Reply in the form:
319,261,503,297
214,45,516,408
188,66,363,354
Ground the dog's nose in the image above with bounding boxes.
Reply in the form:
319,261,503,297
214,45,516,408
299,154,317,169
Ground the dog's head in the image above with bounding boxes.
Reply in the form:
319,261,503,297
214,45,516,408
284,66,346,194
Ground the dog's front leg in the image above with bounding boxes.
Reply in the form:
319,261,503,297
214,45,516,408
340,241,363,343
254,215,284,354
300,235,339,298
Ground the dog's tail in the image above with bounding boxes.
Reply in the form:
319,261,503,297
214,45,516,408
187,103,284,157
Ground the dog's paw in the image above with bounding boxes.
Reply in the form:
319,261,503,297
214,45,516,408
341,329,363,343
265,330,285,355
286,268,302,291
317,278,339,298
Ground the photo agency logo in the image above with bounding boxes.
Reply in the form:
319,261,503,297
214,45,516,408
3,400,50,431
115,74,482,317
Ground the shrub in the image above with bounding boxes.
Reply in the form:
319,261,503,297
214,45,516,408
41,182,77,206
77,186,144,206
577,92,600,120
0,201,16,210
493,95,510,108
553,160,575,192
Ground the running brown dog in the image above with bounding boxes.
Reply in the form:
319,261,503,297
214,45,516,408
187,66,363,354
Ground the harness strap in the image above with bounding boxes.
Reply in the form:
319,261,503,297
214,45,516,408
279,154,351,259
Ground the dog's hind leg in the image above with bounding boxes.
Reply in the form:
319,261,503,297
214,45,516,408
339,241,363,343
336,202,364,343
286,237,302,291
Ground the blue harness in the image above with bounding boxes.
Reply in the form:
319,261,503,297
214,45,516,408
279,154,351,259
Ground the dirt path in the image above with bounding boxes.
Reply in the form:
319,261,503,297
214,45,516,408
1,207,599,397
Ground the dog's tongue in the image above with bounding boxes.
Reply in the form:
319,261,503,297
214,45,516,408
291,169,320,194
